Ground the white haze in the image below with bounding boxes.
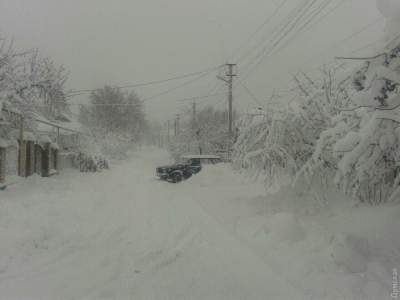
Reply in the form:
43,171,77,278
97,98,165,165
0,0,383,120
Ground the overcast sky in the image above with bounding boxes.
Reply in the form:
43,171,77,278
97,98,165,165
0,0,384,122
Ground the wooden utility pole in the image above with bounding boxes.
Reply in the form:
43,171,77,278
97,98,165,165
167,120,170,143
217,63,237,137
174,119,177,137
159,132,162,147
175,114,180,136
192,101,196,130
174,114,180,137
227,63,236,136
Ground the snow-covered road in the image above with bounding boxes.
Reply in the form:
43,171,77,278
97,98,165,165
0,149,299,300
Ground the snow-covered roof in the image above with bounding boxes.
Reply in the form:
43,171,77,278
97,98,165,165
35,113,83,134
0,138,9,148
38,135,53,144
9,129,36,141
50,142,59,150
181,155,221,159
55,112,72,122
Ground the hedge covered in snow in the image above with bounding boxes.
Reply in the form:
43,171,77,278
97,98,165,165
233,37,400,204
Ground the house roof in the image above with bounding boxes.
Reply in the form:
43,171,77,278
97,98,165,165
50,142,59,150
9,129,36,141
34,113,83,135
0,138,9,148
38,135,53,144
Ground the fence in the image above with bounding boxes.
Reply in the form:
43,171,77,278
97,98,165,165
0,106,97,186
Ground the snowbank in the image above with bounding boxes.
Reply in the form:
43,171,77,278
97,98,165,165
1,150,399,299
0,150,299,300
263,212,306,243
330,233,370,273
191,163,400,300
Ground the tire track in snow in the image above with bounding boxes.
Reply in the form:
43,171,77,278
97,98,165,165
0,149,303,299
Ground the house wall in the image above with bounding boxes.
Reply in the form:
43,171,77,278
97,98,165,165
50,148,58,171
58,152,75,170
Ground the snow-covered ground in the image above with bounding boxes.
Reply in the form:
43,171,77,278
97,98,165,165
0,148,399,299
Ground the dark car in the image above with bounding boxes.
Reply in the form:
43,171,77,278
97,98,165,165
156,157,202,183
156,155,222,183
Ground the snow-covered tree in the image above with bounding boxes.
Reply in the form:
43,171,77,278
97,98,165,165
232,0,400,204
311,42,400,203
169,105,232,159
79,86,148,157
233,69,347,193
0,38,68,120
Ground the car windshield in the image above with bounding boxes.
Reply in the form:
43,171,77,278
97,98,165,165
179,157,200,165
190,158,201,165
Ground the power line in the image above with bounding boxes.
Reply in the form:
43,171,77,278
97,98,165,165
175,93,225,102
297,16,385,70
259,0,333,64
232,0,290,61
65,66,221,107
65,93,225,107
141,69,215,102
237,80,263,106
238,0,315,78
67,65,221,95
300,0,346,32
338,17,384,45
241,0,322,80
284,0,334,42
236,0,310,66
242,5,384,87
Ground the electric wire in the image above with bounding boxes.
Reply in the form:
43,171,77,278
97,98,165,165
232,0,290,61
67,65,222,95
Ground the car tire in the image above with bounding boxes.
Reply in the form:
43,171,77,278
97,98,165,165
171,172,183,183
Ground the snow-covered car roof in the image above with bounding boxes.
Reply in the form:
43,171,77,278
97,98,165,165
181,155,221,159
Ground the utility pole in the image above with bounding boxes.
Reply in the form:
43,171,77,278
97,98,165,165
174,114,180,137
174,119,177,137
167,120,170,143
217,63,237,137
192,101,196,130
176,114,180,136
227,63,236,137
159,131,163,148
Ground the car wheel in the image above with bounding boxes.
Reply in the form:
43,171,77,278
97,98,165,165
171,172,182,183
